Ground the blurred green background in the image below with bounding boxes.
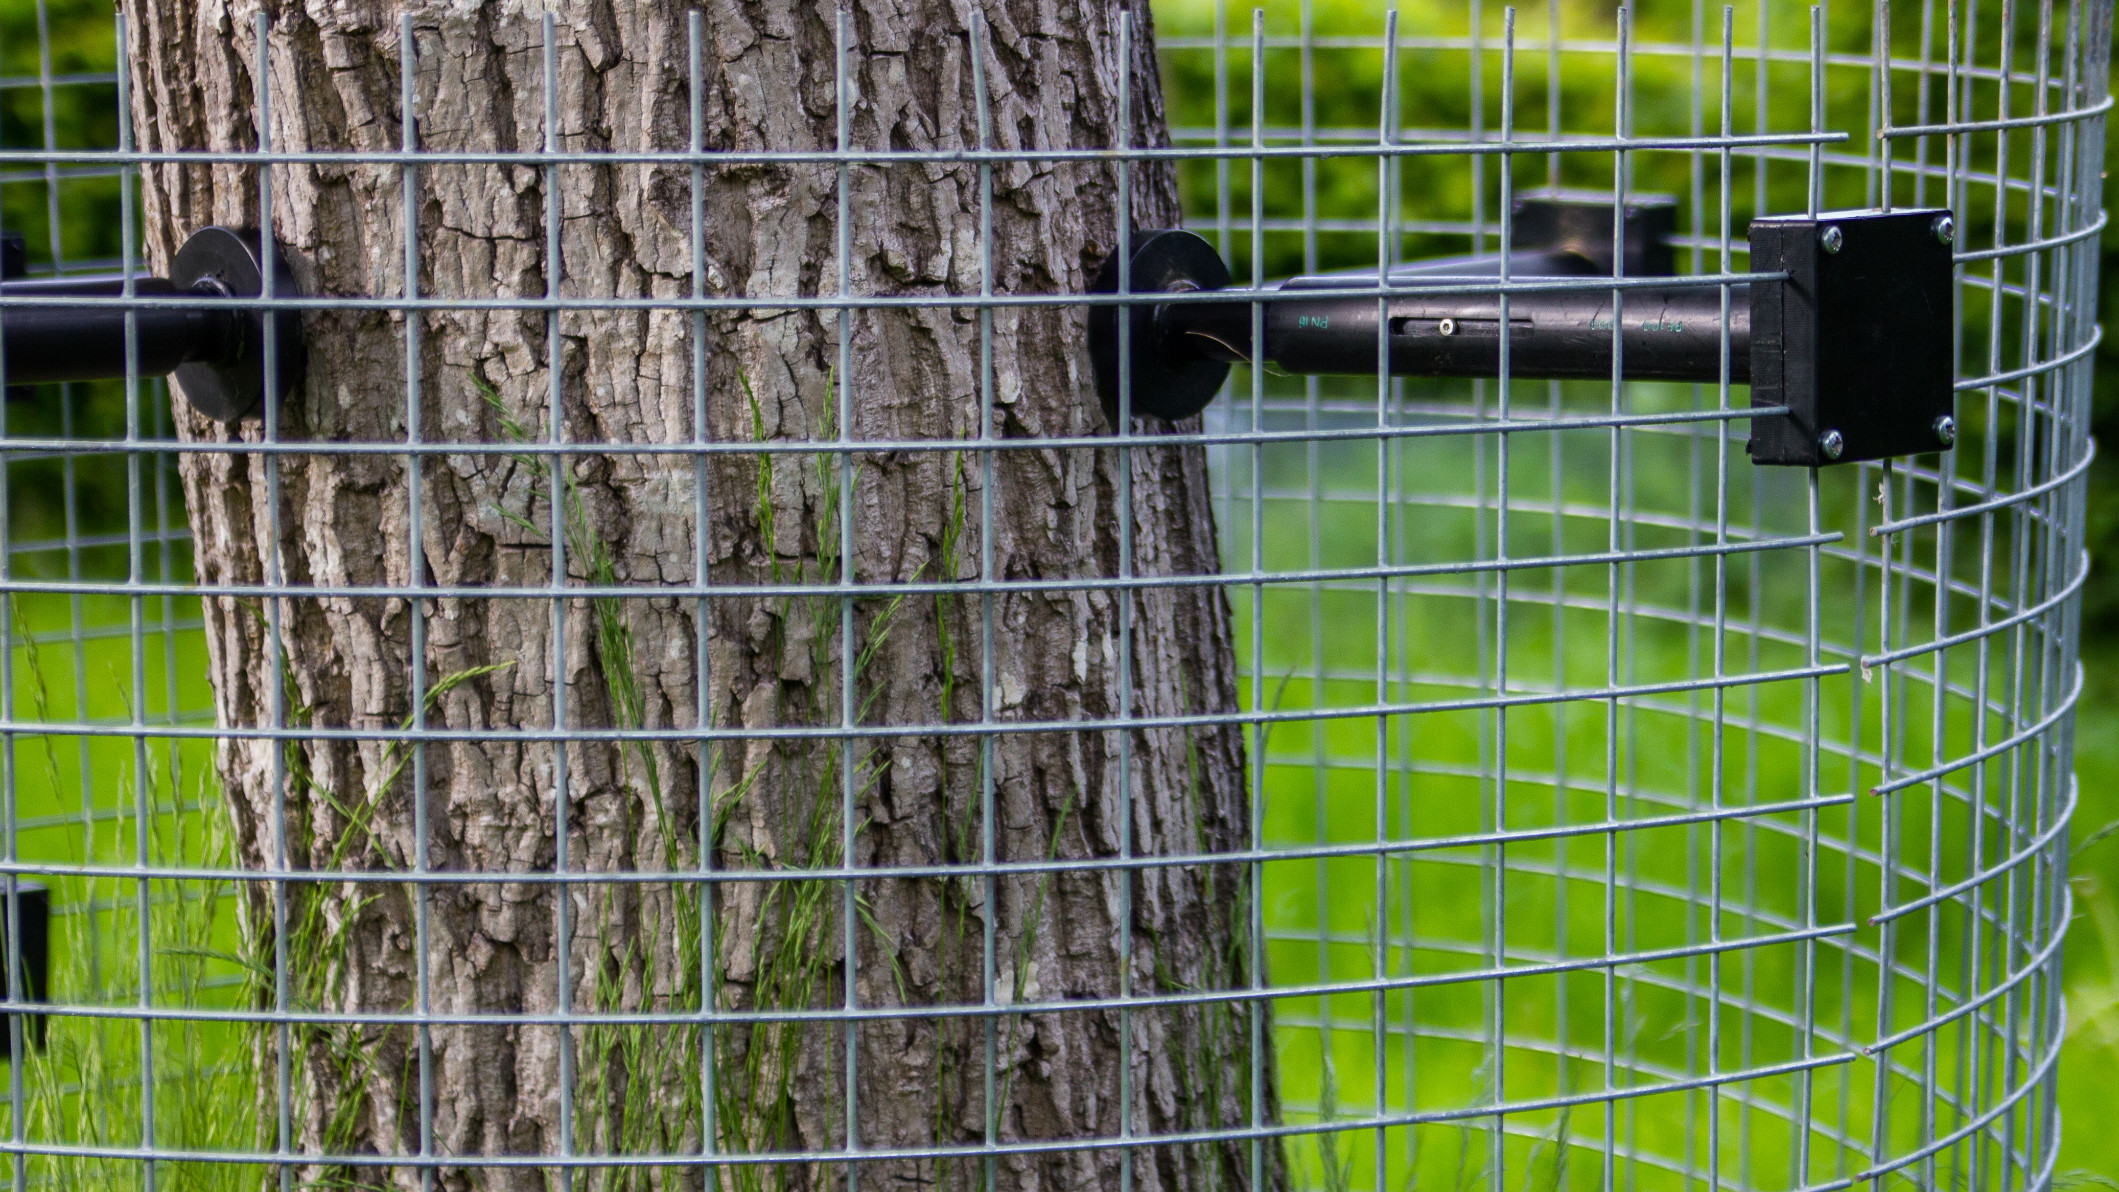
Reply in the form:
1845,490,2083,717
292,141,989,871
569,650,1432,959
1146,1,2119,1183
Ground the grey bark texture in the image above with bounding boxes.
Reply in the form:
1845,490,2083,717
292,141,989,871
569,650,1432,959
122,1,1276,1190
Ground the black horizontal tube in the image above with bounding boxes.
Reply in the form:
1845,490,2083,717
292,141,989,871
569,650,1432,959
0,276,240,386
1170,257,1752,385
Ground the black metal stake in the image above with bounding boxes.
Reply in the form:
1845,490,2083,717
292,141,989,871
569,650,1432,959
0,226,303,422
1090,194,1956,467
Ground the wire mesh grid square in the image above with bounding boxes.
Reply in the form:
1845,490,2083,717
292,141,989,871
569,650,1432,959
0,0,2100,1190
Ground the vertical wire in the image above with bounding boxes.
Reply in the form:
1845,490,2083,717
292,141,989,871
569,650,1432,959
687,12,722,1186
1942,4,1984,1173
1859,1,1915,1174
1113,13,1137,1192
1990,3,2054,1185
35,0,98,1007
1544,10,1572,1134
398,18,436,1188
0,15,21,1191
1214,0,1231,262
1704,11,1728,1185
1998,0,2064,1168
1299,0,1335,1152
1911,0,1943,210
1468,2,1502,1172
1969,4,2024,1184
1246,15,1268,1192
251,10,294,1189
127,11,155,1181
1619,14,1650,1189
833,8,861,1187
2022,7,2081,1176
1932,0,1974,1177
1460,4,1503,1177
1966,0,2025,1165
1494,12,1518,1189
539,17,575,1189
1389,2,1418,1163
1370,10,1399,1186
1906,0,1966,1174
1881,0,1898,209
2029,7,2091,1176
1881,1,1898,214
1685,0,1718,1181
1757,0,1772,222
1754,13,1789,1178
1680,0,1710,1165
969,17,999,1192
1546,0,1561,190
1600,11,1631,1191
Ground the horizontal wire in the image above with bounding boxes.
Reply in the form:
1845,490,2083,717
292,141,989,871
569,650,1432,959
0,529,1844,602
1868,779,2077,926
1870,665,2083,798
0,789,1858,890
0,1045,1873,1171
1952,324,2102,391
1858,553,2085,671
1871,446,2095,537
0,660,1853,745
1161,34,2054,89
1881,93,2115,138
0,403,1790,460
0,267,1786,313
0,129,1845,169
0,918,1861,1032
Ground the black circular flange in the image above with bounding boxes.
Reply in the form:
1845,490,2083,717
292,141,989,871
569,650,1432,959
169,227,304,422
1087,230,1232,426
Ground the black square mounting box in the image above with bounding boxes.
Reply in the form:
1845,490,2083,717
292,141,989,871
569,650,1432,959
1746,207,1956,467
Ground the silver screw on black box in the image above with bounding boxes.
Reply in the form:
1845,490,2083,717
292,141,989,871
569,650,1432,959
1819,428,1846,459
1819,225,1844,253
1935,414,1958,446
1934,214,1957,245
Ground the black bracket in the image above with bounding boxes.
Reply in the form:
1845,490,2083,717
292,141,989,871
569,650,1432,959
0,881,46,1059
1746,209,1956,466
0,227,303,422
1088,195,1957,467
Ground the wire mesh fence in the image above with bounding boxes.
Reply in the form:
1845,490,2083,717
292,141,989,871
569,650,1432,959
0,0,2101,1190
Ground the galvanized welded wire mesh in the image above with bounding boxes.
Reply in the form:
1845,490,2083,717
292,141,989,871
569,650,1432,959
0,0,2102,1190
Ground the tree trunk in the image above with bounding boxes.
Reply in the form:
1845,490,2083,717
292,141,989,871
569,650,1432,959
124,1,1274,1190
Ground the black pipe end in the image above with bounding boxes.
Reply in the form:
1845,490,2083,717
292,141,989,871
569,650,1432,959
0,881,47,1060
1088,230,1232,426
1512,190,1679,278
170,227,306,423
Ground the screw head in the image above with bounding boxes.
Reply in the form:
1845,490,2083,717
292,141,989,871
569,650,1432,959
1934,414,1958,447
1819,429,1846,460
1438,317,1457,336
1819,225,1845,254
1933,214,1957,246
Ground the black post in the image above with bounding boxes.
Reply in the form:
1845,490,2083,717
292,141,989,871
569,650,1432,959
1088,198,1955,467
0,226,302,422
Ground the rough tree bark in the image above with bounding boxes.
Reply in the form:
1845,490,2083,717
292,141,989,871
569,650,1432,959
124,1,1275,1190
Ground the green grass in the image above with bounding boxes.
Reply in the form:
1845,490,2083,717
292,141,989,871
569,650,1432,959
0,409,2100,1191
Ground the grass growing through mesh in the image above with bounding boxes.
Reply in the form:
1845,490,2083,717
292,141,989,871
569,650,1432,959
17,770,267,1192
0,611,264,1192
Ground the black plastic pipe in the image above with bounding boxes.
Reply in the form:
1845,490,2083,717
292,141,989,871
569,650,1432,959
1087,204,1955,468
1173,261,1750,385
0,276,241,386
0,226,302,422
